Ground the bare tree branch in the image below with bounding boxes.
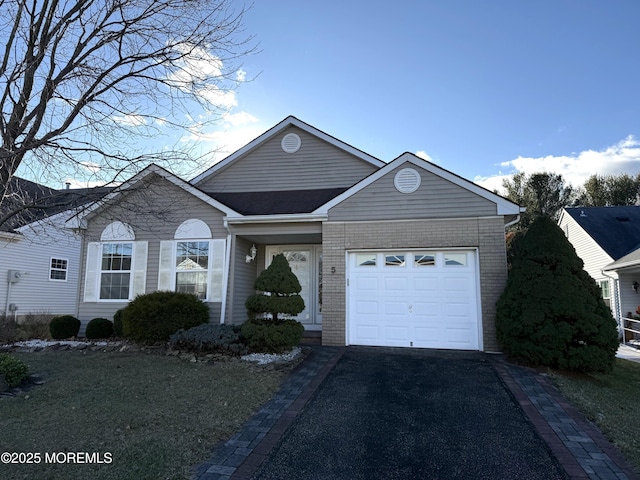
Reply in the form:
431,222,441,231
0,0,254,229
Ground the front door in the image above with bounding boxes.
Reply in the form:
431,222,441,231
266,246,322,330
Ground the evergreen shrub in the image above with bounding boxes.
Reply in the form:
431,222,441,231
86,317,114,339
0,353,29,387
169,323,248,355
113,308,124,337
49,315,81,339
240,318,304,353
121,291,209,343
496,216,619,372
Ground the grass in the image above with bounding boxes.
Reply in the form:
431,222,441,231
0,350,286,480
550,358,640,471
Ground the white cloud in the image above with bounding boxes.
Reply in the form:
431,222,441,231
415,150,433,162
224,111,259,127
236,69,247,82
475,135,640,193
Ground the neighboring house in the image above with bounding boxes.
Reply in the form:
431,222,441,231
558,206,640,336
69,116,522,351
0,177,108,320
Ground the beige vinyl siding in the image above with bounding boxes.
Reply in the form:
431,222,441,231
78,174,227,325
328,163,497,221
558,213,613,281
194,126,379,192
226,236,256,324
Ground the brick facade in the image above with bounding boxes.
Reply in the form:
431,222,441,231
321,217,508,352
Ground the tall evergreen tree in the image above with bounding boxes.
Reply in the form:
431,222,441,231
496,216,619,372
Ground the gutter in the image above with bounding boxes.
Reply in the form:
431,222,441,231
224,213,328,226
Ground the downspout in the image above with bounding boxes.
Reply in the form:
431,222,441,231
4,276,11,317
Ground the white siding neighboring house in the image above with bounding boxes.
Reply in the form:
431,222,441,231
0,211,82,319
558,206,640,339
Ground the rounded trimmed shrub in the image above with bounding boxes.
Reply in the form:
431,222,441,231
496,216,619,372
240,318,304,353
121,291,209,343
86,317,114,339
113,308,124,337
0,353,29,388
49,315,81,340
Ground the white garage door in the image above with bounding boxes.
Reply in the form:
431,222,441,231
347,250,480,350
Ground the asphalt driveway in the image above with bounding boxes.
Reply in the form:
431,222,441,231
251,348,567,480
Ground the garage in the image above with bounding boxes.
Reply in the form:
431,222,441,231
347,250,481,350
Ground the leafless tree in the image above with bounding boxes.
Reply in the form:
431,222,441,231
0,0,254,230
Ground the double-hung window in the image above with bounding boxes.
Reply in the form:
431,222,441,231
50,258,68,281
175,241,209,300
100,243,133,300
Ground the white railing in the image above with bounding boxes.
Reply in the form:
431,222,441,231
622,317,640,344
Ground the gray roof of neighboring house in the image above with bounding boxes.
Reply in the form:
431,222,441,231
564,206,640,260
206,188,349,215
1,177,111,232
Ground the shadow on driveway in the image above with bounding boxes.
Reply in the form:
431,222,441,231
252,347,568,480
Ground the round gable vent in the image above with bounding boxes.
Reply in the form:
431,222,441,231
394,168,421,193
281,133,301,153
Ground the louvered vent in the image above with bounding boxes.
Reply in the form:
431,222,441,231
281,133,301,153
394,168,421,193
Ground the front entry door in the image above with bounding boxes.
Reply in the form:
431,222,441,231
266,246,322,330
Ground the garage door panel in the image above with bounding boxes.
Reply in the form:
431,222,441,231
348,250,479,350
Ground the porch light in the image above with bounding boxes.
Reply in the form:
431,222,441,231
634,281,639,293
246,244,257,263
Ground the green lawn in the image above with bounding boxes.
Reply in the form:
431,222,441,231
551,358,640,471
0,350,285,480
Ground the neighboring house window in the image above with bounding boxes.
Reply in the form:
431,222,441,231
158,219,226,303
83,221,148,303
599,280,611,307
100,243,133,300
175,241,209,300
49,258,68,281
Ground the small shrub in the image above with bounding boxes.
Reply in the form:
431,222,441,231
0,353,29,388
169,324,248,355
240,318,304,353
121,291,209,343
86,317,114,339
113,308,124,337
49,315,81,340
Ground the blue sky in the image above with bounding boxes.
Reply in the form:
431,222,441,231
194,0,640,192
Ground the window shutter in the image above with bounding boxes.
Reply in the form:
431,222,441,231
208,239,226,302
131,241,148,298
83,242,100,302
158,240,174,291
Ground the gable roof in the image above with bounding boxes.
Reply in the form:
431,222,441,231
562,206,640,260
314,152,522,217
1,177,111,232
190,116,385,185
66,164,240,229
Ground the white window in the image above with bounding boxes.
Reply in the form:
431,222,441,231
599,280,610,299
100,243,133,300
50,258,68,281
356,253,376,267
158,219,225,302
445,252,467,266
175,241,209,300
414,254,435,267
385,254,405,267
83,221,147,303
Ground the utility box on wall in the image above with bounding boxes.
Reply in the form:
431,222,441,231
7,270,21,283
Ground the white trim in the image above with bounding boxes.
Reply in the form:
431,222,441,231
558,209,615,268
0,231,22,242
65,164,240,229
49,257,69,282
220,233,232,324
314,152,521,216
191,116,385,184
175,219,212,239
224,213,327,225
101,221,135,241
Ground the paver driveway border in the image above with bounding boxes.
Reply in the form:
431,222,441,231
193,347,639,480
